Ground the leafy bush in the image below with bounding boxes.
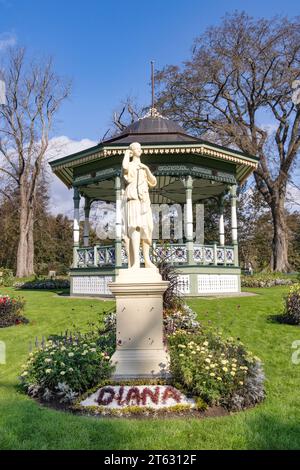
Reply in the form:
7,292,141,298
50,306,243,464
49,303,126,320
280,284,300,325
0,268,14,287
241,272,294,288
154,247,184,310
168,329,264,411
20,332,114,403
163,304,200,335
0,294,28,328
14,278,70,290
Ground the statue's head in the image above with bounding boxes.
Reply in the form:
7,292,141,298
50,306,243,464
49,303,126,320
129,142,142,158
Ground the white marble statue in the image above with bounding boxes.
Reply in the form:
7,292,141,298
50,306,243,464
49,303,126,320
122,142,157,269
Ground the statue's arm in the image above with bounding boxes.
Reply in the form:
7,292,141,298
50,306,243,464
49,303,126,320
142,164,157,188
122,149,131,172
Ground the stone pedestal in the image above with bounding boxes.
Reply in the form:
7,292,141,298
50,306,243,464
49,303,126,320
109,268,170,379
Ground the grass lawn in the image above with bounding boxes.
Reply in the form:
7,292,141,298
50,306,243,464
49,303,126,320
0,286,300,450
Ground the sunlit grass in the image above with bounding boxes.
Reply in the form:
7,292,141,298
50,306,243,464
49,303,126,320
0,286,299,450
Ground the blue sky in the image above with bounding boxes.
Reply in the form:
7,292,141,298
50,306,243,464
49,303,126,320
1,0,299,141
1,0,299,215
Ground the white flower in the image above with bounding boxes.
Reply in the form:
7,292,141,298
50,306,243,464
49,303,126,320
179,353,184,357
60,362,65,366
60,371,66,376
222,367,228,372
21,371,28,377
89,348,96,352
230,371,236,377
68,352,74,357
45,369,52,374
44,358,52,363
203,341,209,347
209,372,215,377
69,367,74,372
60,346,66,351
205,358,211,363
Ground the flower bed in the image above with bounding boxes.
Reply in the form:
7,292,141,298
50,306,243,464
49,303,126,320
241,273,294,288
14,278,70,290
19,331,114,403
20,302,265,415
0,294,28,328
168,330,264,411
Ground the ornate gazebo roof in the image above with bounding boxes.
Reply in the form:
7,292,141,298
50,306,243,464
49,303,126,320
49,108,258,201
103,108,199,144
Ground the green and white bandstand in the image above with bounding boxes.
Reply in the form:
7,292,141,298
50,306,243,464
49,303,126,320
50,108,258,297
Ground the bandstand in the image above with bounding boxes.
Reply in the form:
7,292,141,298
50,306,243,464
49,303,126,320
50,108,258,297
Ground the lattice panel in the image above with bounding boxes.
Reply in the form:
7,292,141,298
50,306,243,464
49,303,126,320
176,275,190,294
198,275,238,294
72,276,113,295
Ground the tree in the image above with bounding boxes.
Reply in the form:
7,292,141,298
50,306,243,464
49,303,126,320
155,12,300,271
0,48,70,277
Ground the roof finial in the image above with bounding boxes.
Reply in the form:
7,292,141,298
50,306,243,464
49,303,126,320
151,60,155,110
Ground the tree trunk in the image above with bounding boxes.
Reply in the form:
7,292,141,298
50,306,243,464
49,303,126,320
271,198,289,272
16,195,35,278
26,215,35,275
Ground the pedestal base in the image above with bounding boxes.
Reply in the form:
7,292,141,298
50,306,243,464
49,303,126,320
111,348,170,380
108,268,170,380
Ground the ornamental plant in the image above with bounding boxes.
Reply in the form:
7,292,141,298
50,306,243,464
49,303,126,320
20,334,114,403
0,294,27,328
14,278,70,290
281,284,300,325
168,329,264,411
241,272,293,288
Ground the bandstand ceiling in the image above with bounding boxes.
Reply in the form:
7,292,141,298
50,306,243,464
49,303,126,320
79,175,227,205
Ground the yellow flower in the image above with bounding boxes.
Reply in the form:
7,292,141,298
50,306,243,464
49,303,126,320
205,366,209,370
217,377,222,381
222,367,228,372
239,381,244,386
209,372,215,377
230,371,236,376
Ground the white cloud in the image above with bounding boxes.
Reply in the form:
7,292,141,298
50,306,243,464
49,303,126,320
46,136,97,216
0,32,17,51
286,184,300,212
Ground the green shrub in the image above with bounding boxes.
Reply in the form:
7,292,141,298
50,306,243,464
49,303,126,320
168,329,264,410
14,278,70,290
281,284,300,325
0,268,14,287
241,272,294,288
0,294,28,328
20,332,114,403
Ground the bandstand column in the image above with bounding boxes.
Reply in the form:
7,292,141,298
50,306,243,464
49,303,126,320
73,187,81,268
230,184,239,267
83,197,91,247
219,195,225,246
115,175,122,267
184,175,194,265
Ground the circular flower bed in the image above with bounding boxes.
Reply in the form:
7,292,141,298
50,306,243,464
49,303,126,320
0,294,28,328
20,304,265,415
